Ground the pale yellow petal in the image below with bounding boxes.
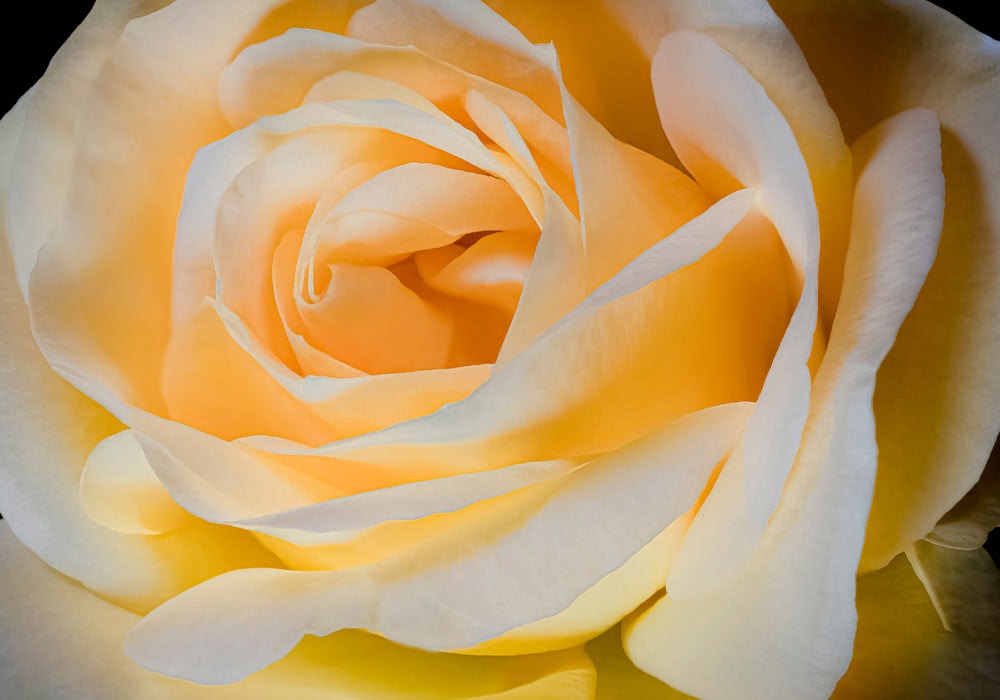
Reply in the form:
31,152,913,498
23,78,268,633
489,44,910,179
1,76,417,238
24,0,293,413
1,210,279,613
767,0,1000,572
0,524,595,699
125,403,749,683
624,108,944,700
586,626,695,700
79,429,194,535
651,30,820,599
604,0,853,330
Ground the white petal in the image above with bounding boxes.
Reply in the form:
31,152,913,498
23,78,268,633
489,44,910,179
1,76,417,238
0,524,595,699
653,30,820,599
768,0,1000,572
125,402,750,684
624,107,944,700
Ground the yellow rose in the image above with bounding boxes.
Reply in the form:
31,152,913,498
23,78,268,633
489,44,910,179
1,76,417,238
1,0,998,698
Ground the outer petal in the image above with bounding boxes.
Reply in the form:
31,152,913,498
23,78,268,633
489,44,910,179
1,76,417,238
1,84,279,614
767,0,1000,571
125,402,750,683
0,524,596,700
5,0,173,296
624,108,944,700
832,543,1000,699
24,0,292,412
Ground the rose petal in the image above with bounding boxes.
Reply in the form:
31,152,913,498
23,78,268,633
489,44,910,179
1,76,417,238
79,429,194,536
25,0,292,413
651,30,821,599
623,107,943,700
125,402,750,683
246,188,770,473
767,0,1000,572
347,0,561,117
558,86,709,290
482,0,677,166
213,299,493,447
469,519,688,656
0,524,595,699
604,0,853,330
5,0,178,296
1,115,280,611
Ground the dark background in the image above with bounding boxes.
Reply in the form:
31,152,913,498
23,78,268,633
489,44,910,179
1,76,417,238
0,2,998,565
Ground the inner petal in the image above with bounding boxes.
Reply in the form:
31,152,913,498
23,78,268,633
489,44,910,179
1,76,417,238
296,263,453,374
311,162,534,266
417,230,537,314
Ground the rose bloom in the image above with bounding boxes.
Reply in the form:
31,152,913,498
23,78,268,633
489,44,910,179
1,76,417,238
1,0,998,698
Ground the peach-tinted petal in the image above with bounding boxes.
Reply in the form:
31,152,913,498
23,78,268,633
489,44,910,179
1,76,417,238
832,544,1000,698
25,0,291,413
604,0,853,330
347,0,561,118
623,107,943,700
213,299,492,445
319,162,533,264
424,230,537,314
558,86,709,289
767,0,1000,572
1,198,279,614
298,261,454,372
0,524,596,699
162,299,338,444
5,0,179,296
651,30,820,598
125,403,749,683
482,0,676,165
247,189,769,475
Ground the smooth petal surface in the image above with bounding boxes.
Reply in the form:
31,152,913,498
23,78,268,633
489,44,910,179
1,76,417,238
25,0,291,412
79,429,194,536
0,524,596,700
5,0,175,296
767,0,1000,572
246,189,769,477
2,121,279,614
624,108,944,700
125,403,750,683
652,29,819,599
604,0,853,330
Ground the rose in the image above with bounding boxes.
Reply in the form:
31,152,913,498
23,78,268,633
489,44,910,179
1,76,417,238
1,1,998,698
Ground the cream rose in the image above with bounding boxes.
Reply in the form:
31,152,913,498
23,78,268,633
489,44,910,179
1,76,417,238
1,1,998,699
